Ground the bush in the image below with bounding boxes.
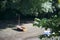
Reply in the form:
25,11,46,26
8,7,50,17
33,15,60,36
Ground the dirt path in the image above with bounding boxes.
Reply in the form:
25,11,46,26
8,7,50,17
0,23,45,40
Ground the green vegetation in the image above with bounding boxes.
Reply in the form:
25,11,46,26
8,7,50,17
0,0,59,19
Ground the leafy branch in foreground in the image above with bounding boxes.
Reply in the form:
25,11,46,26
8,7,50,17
33,15,60,36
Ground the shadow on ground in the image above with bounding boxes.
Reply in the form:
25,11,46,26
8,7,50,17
0,19,33,29
13,28,23,32
0,20,17,29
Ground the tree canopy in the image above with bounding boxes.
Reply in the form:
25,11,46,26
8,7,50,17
0,0,60,19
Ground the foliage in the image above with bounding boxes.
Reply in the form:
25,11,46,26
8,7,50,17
33,14,60,36
33,18,48,27
0,0,58,19
33,0,60,36
41,1,53,13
